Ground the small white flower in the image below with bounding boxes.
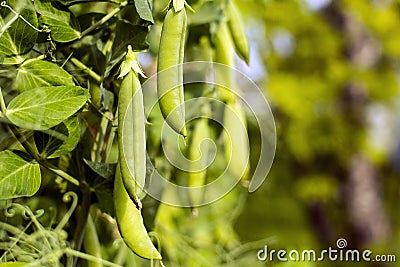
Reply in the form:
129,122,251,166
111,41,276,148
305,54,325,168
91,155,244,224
173,0,184,12
118,45,146,79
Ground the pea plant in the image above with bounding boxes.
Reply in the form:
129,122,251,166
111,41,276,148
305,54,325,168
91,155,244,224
0,0,270,266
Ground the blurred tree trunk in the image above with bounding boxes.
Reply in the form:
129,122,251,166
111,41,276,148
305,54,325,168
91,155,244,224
323,0,391,246
346,154,390,244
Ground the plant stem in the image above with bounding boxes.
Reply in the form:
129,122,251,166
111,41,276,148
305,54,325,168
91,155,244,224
0,221,28,237
67,0,121,7
227,237,276,260
112,240,128,266
92,112,110,162
83,213,103,267
0,4,19,36
70,57,102,84
41,161,80,186
0,1,44,32
6,124,80,186
104,117,117,163
65,248,122,267
6,125,39,160
21,54,46,65
80,0,129,38
72,181,92,267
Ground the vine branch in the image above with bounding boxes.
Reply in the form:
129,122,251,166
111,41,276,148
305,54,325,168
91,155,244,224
70,57,102,84
80,0,129,38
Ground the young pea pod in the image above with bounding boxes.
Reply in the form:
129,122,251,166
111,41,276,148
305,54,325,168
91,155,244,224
117,47,146,206
223,99,250,180
157,7,187,137
214,22,237,103
214,21,249,179
187,116,210,207
114,166,162,260
226,0,250,64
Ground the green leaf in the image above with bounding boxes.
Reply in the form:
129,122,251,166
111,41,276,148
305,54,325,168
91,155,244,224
35,0,81,42
34,116,80,159
134,0,154,23
93,177,114,215
0,150,41,200
83,159,115,179
188,1,223,26
77,12,117,32
15,59,74,92
104,21,148,79
35,124,65,157
0,0,38,64
49,116,80,158
112,22,148,55
6,86,89,130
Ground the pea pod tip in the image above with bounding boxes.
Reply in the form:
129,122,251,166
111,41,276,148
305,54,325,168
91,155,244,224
181,126,187,139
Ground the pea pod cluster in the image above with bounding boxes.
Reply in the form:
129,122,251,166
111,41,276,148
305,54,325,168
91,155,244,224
157,5,187,137
117,47,146,206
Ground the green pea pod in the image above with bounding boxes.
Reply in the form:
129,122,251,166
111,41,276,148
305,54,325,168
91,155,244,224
214,22,237,103
83,213,102,267
188,117,210,207
226,0,250,64
223,100,250,180
114,166,162,260
118,49,147,205
157,7,187,137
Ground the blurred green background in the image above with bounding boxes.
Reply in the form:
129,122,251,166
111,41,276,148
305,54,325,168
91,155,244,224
232,0,399,266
